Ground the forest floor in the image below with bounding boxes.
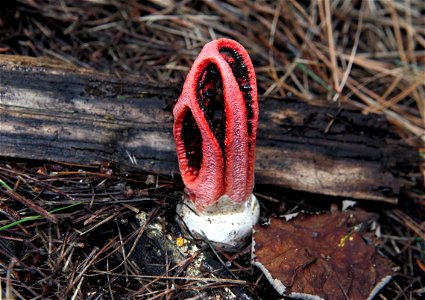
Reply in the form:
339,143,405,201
0,1,424,299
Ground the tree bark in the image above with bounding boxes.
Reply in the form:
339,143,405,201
0,55,418,203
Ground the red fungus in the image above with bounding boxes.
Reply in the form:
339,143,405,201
173,38,258,208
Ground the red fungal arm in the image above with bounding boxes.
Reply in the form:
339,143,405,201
173,38,258,208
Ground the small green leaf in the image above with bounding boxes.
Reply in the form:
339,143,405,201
0,202,83,231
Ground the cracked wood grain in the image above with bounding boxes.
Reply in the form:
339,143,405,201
0,55,418,203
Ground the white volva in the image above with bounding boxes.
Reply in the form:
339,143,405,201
177,194,260,250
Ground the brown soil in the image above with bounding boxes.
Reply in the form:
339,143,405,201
0,1,423,299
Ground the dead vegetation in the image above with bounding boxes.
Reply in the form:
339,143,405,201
0,0,424,299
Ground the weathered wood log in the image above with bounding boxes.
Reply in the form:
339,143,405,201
0,55,418,203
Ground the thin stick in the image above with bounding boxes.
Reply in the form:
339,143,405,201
0,179,58,224
324,0,339,93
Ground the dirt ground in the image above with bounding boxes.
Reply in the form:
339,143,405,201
0,1,424,299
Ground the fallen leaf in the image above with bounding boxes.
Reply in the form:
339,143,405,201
253,209,393,300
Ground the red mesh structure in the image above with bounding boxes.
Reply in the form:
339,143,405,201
173,39,258,208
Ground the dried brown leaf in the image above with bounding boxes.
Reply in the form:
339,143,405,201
253,209,394,299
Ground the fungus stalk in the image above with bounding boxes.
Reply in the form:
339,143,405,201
173,38,259,249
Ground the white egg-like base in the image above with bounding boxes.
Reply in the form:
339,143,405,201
177,194,260,250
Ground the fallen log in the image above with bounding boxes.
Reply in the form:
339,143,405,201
0,55,418,203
